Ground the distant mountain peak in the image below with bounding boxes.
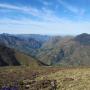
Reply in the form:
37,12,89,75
75,33,90,45
79,33,90,36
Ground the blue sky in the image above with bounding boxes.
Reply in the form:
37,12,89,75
0,0,90,35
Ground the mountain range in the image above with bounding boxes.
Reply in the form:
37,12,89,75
0,33,90,67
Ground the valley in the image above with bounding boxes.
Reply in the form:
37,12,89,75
0,0,90,89
0,33,90,90
0,33,90,67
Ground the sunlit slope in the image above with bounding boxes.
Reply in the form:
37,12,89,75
15,52,40,67
37,68,90,90
37,34,90,66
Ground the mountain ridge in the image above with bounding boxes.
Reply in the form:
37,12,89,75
0,33,90,67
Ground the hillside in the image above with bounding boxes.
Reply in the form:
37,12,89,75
0,33,43,56
0,33,90,67
37,67,90,90
0,44,20,66
15,52,41,67
37,34,90,66
0,44,41,67
75,33,90,45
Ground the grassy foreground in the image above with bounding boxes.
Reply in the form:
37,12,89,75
0,66,90,90
37,67,90,90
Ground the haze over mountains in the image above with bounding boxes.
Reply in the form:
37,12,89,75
0,33,90,67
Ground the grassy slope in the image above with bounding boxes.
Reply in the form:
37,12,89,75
37,67,90,90
0,66,90,90
15,52,39,68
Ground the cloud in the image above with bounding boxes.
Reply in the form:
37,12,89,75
58,0,85,16
0,3,62,23
0,2,89,35
0,3,40,16
0,3,58,21
43,1,52,6
39,0,52,6
0,17,90,35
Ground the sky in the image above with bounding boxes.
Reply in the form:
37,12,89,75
0,0,90,35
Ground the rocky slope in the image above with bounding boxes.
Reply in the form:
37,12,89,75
37,34,90,66
0,33,44,56
0,33,90,67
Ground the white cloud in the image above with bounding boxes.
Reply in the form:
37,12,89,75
39,0,52,6
0,3,58,22
58,0,85,16
0,3,63,23
0,3,40,16
0,2,89,35
0,18,90,35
